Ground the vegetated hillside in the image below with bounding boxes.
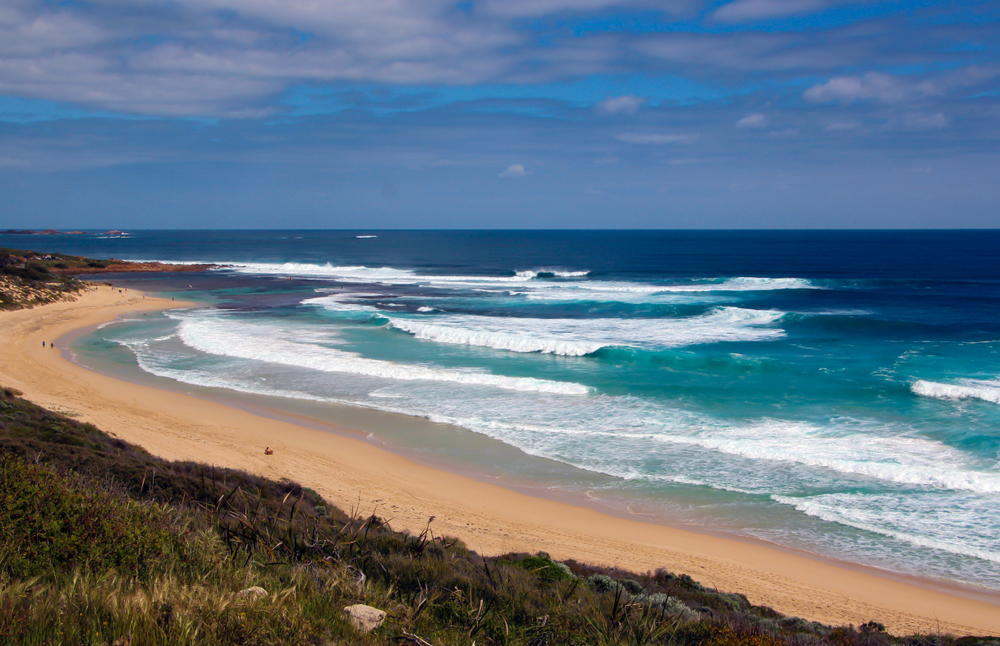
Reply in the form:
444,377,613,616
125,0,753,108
0,247,86,309
2,245,215,279
0,386,995,646
0,245,216,309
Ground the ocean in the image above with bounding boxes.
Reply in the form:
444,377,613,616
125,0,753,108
9,229,1000,591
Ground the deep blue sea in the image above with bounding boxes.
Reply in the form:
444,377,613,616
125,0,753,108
8,230,1000,590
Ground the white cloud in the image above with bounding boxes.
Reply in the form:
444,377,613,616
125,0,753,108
0,51,283,117
617,132,699,144
804,72,939,104
0,9,106,57
736,113,767,128
711,0,828,23
0,0,524,115
478,0,693,19
596,95,647,115
499,163,526,177
0,0,992,122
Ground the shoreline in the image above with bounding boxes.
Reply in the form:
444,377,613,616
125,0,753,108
44,332,1000,612
2,289,998,635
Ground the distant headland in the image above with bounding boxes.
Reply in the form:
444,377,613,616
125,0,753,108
1,229,126,236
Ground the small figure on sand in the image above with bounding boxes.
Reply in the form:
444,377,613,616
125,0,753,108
264,446,274,455
42,341,45,347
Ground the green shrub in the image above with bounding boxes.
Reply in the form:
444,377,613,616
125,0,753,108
620,578,644,594
0,455,176,578
515,553,574,582
586,573,618,592
2,265,50,281
634,592,700,622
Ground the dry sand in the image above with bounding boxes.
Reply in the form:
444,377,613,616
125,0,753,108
1,288,997,636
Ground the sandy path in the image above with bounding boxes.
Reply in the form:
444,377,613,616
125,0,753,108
1,288,997,636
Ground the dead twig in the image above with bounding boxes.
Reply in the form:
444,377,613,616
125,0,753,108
393,631,435,646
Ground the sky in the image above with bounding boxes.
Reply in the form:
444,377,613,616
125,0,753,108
0,0,998,229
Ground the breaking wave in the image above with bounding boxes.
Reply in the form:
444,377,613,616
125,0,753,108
376,307,786,356
912,379,1000,405
169,311,589,395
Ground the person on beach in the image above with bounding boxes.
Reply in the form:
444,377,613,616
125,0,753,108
42,341,45,347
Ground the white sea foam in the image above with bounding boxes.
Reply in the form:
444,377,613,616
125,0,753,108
773,493,1000,563
96,317,153,330
665,419,1000,494
433,411,1000,495
515,269,590,278
912,379,1000,404
308,305,786,356
657,277,816,292
302,293,382,313
225,262,529,286
126,345,328,403
220,263,814,300
520,278,813,300
125,259,216,265
519,277,816,303
390,318,606,356
170,311,589,395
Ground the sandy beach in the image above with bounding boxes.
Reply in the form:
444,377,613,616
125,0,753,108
1,288,997,636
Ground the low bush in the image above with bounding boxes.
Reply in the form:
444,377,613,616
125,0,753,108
0,456,180,578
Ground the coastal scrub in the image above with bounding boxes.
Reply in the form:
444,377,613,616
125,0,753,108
0,387,997,646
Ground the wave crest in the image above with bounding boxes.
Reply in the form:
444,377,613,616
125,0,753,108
912,379,1000,405
307,306,787,356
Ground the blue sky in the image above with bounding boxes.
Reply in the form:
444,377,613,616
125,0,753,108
0,0,998,228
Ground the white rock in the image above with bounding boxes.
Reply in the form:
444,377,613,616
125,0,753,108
343,604,386,633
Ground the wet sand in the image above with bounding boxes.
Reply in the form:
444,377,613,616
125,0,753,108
1,288,998,636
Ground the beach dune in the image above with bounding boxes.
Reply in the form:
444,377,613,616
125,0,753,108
1,289,997,636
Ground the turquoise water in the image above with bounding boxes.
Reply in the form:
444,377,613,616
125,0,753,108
17,230,998,591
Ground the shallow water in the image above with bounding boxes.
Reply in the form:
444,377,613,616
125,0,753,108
15,229,1000,590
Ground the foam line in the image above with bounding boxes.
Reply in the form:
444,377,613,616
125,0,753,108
441,413,1000,494
218,262,815,297
773,494,1000,563
171,312,589,395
